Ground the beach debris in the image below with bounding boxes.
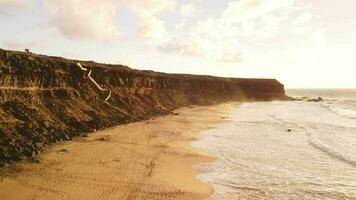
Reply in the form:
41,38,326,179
96,135,111,141
57,148,69,153
171,112,179,116
29,157,40,164
307,97,323,102
64,134,71,141
287,129,292,132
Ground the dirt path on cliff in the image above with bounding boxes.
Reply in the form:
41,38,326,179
0,103,237,200
0,86,73,91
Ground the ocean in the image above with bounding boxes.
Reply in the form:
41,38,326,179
193,89,356,199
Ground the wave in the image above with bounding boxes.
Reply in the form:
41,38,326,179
321,99,356,119
323,104,356,119
308,134,356,167
268,112,356,167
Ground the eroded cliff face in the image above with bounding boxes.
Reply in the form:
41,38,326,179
0,49,287,164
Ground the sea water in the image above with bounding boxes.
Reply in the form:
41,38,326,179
193,89,356,199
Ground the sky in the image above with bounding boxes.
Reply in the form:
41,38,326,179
0,0,355,88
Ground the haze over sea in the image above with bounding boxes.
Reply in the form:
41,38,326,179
193,89,356,199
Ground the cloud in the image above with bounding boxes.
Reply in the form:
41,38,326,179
176,3,197,29
179,3,196,18
290,10,314,35
222,0,295,23
122,0,176,45
122,0,175,13
0,0,32,8
293,11,313,25
44,0,120,41
136,11,170,45
161,0,319,63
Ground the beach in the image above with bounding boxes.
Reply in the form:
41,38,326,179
2,90,356,200
0,103,236,200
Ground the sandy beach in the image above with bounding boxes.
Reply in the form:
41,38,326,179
0,103,235,200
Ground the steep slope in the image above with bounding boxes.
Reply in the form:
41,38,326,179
0,48,288,164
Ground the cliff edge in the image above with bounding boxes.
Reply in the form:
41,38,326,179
0,48,288,165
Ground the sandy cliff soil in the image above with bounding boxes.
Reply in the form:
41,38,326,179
0,104,234,200
0,48,287,164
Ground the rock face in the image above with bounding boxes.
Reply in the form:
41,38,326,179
0,48,288,164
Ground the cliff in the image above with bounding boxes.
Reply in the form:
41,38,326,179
0,48,287,165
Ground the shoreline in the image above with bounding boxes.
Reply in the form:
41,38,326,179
0,103,237,200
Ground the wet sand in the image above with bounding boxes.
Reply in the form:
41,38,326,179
0,103,235,200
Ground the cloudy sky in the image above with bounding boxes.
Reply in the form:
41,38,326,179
1,0,355,88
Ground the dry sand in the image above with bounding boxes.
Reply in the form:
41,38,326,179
0,103,236,200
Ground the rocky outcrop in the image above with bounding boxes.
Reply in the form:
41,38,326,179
0,48,288,165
